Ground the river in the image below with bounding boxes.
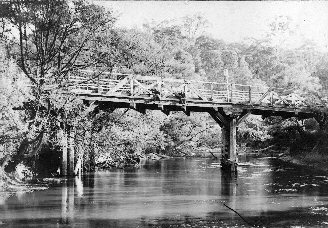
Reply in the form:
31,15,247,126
1,156,328,227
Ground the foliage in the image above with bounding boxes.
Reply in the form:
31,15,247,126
0,41,30,167
238,115,271,147
0,0,116,173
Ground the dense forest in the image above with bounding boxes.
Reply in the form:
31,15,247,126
1,0,328,184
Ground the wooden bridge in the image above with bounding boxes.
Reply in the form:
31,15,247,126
66,70,315,173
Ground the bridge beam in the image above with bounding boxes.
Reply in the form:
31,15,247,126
159,104,170,116
209,108,229,127
183,108,191,116
130,102,146,114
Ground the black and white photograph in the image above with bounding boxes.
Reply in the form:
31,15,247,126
1,0,328,227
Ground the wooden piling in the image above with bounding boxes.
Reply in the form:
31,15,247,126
221,126,229,158
220,119,237,174
229,118,237,164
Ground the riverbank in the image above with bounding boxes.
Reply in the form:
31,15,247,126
95,148,220,170
0,167,48,204
0,170,29,202
278,152,328,173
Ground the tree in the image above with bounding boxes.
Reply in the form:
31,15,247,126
232,55,253,84
181,14,209,41
312,54,328,95
1,0,116,173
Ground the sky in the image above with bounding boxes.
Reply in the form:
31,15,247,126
93,1,328,52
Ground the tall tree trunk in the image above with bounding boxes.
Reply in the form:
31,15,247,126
68,128,75,176
60,129,68,176
89,127,95,172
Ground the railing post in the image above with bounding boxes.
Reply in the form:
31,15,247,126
183,80,187,106
184,81,186,99
97,74,100,94
210,83,214,100
230,83,233,103
158,79,162,100
249,86,252,104
130,76,134,96
226,83,230,102
183,80,188,114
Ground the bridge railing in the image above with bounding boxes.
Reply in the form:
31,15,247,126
66,70,308,107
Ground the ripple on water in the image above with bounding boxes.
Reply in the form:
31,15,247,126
238,162,269,167
310,206,328,216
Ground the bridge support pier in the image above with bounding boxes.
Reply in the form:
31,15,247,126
210,108,249,174
220,118,238,174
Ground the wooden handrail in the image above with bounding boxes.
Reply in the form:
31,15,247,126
50,70,310,107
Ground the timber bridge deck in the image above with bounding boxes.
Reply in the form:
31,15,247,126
68,70,314,119
65,70,317,173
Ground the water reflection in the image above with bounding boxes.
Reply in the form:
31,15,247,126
221,174,237,196
60,179,74,224
1,157,328,227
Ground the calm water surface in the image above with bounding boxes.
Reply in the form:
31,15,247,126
2,157,328,227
